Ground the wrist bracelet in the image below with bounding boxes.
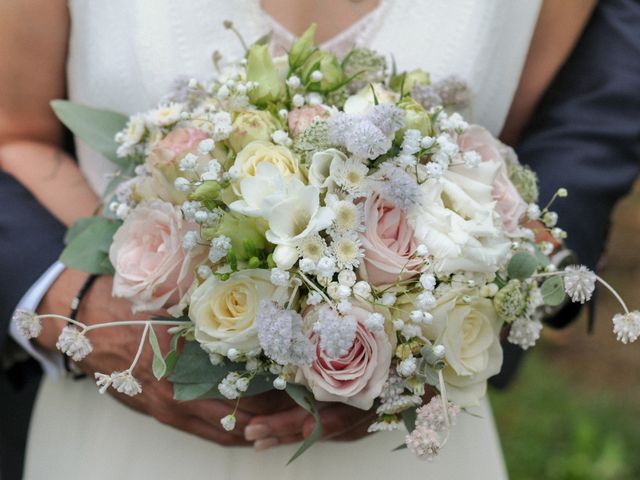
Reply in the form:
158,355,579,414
63,274,99,377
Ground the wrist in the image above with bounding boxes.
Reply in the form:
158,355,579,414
35,268,89,351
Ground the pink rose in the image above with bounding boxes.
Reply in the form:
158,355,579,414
458,125,528,236
288,105,328,138
109,200,203,312
158,127,209,155
359,193,423,287
139,128,210,204
295,305,392,410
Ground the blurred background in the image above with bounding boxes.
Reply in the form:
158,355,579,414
491,183,640,480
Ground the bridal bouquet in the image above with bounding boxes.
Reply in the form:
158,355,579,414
16,24,639,462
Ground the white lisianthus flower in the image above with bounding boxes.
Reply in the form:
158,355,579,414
190,269,290,355
265,183,335,269
408,161,511,275
421,288,503,407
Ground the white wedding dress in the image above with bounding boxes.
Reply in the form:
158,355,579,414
25,1,541,478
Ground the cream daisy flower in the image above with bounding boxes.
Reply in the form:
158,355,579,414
296,234,327,262
331,234,364,269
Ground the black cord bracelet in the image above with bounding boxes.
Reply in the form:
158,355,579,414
63,274,99,377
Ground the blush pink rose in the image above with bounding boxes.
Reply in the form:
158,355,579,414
295,305,392,410
458,125,528,236
288,105,328,138
109,200,203,312
140,128,210,204
359,193,423,287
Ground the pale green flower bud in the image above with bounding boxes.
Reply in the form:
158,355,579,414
390,69,431,93
246,44,285,105
288,24,317,68
493,279,527,323
214,212,268,260
302,51,344,92
396,97,432,139
228,110,282,152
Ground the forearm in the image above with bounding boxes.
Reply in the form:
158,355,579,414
0,140,98,227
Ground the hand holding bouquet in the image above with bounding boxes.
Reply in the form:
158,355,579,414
16,24,639,462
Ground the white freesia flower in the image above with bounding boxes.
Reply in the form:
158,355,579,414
308,148,347,190
265,183,335,269
229,162,287,217
409,161,511,275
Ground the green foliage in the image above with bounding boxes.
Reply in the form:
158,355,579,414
50,100,128,167
541,276,567,307
147,327,167,380
507,252,539,280
60,217,121,274
285,384,323,464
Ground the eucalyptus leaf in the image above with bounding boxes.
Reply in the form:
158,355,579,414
285,384,323,464
507,252,539,280
59,217,121,274
50,100,128,167
541,276,566,307
148,327,167,380
169,341,239,384
401,407,418,432
174,383,217,401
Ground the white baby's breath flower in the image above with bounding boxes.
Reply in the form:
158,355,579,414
12,310,41,339
380,292,396,307
307,291,323,306
220,414,236,431
420,273,436,291
271,129,292,146
198,138,215,154
401,129,422,155
365,312,385,331
612,311,640,344
299,257,316,273
209,235,232,263
292,94,305,108
526,203,541,220
415,244,429,257
507,317,542,350
563,265,596,304
397,356,417,377
353,281,372,300
111,371,142,396
273,377,287,390
338,269,357,287
56,326,92,361
270,268,290,287
462,150,481,168
426,162,444,179
286,75,301,88
316,256,337,278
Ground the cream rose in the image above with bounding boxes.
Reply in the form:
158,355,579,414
190,269,289,355
295,305,393,410
422,289,504,407
359,193,423,287
458,126,528,236
109,200,203,313
231,140,303,195
409,161,511,275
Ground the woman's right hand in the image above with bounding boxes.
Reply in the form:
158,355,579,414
36,271,256,446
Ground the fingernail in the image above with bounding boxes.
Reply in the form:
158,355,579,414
244,424,271,441
254,437,279,452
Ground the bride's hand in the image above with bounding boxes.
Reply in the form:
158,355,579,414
37,271,254,446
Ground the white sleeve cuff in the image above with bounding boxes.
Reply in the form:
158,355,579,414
10,261,66,377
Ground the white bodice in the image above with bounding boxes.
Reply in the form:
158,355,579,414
66,0,541,196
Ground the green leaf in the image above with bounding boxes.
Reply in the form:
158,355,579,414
164,350,178,377
169,341,238,384
541,276,566,307
60,217,121,274
533,245,551,267
401,407,418,432
50,100,128,167
285,384,323,464
174,383,217,401
508,252,539,280
243,373,275,397
148,327,167,380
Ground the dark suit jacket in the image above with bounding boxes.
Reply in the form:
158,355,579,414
1,0,639,478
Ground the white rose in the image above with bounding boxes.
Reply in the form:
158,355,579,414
408,161,511,275
422,289,504,407
189,269,289,355
231,140,304,195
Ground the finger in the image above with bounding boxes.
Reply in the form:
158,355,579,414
303,404,376,441
227,390,297,415
245,406,309,442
